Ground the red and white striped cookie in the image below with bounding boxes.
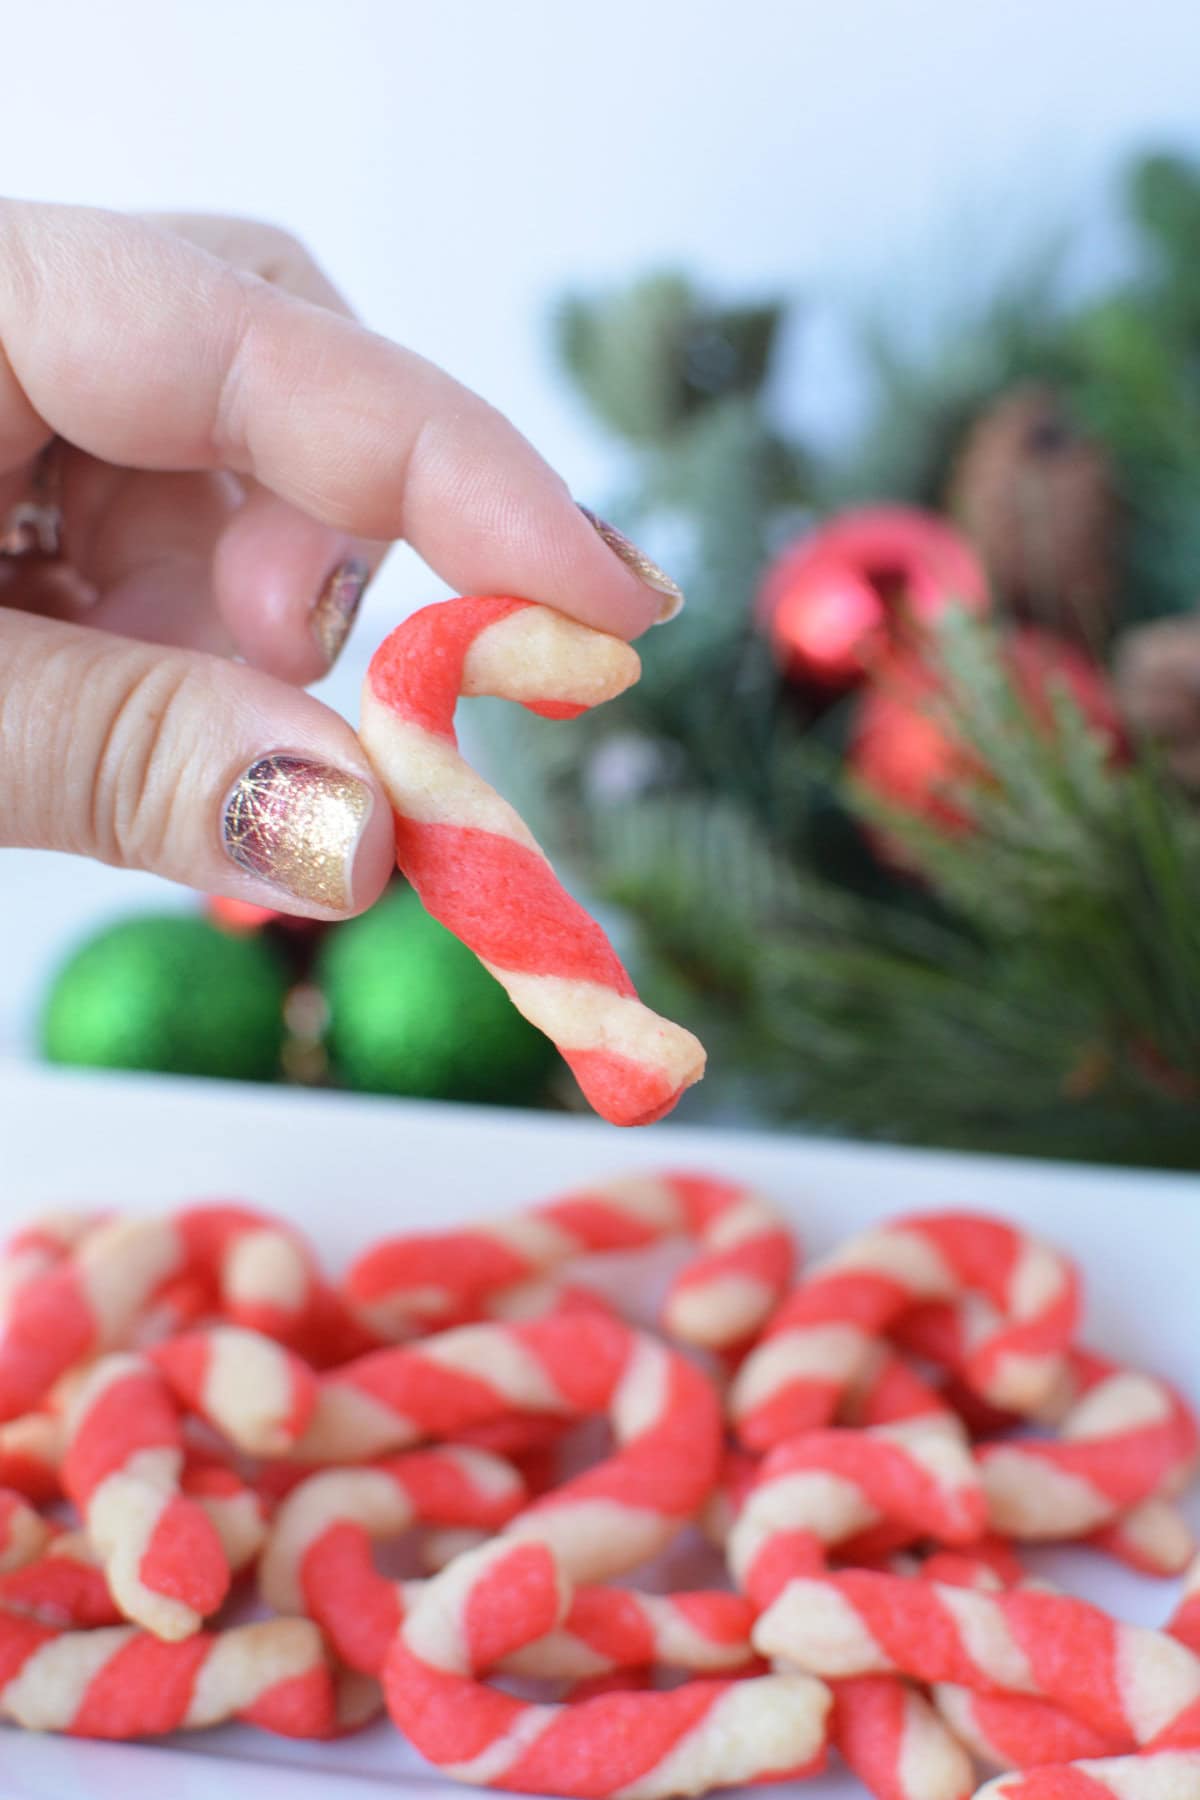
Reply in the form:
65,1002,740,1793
980,1350,1198,1544
260,1445,527,1620
934,1681,1130,1772
359,598,705,1126
753,1569,1200,1750
383,1537,831,1798
727,1419,985,1609
726,1420,982,1800
345,1170,793,1349
731,1212,1079,1449
292,1312,722,1584
0,1613,340,1738
267,1474,755,1685
890,1308,1199,1576
181,1457,268,1573
0,1529,122,1629
924,1550,1132,1771
827,1677,978,1800
0,1474,259,1636
0,1212,107,1318
500,1586,757,1685
1087,1498,1197,1580
974,1750,1200,1799
61,1353,230,1640
152,1326,317,1455
0,1203,318,1422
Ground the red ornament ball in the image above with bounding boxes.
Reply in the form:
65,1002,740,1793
760,505,989,689
207,895,328,943
208,895,285,934
850,626,1125,859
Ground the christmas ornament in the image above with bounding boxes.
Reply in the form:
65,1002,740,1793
41,916,289,1081
759,505,989,689
207,896,286,934
208,892,337,989
317,887,556,1104
947,383,1120,641
850,627,1125,851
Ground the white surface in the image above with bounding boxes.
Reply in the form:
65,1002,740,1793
1,1065,1198,1797
3,0,1200,1051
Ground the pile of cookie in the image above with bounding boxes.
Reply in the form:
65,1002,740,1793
0,1175,1195,1800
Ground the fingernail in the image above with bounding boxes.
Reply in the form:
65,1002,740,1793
221,754,372,910
578,504,685,622
311,557,370,669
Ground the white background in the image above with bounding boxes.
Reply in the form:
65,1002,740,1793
2,0,1199,1054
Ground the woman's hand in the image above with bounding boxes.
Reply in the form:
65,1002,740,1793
0,203,682,916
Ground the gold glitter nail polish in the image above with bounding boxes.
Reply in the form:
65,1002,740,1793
312,558,370,668
578,504,685,621
221,755,371,910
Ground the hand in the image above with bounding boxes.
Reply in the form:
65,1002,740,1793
0,203,682,916
1114,613,1200,788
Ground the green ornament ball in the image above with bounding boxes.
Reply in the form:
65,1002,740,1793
41,914,289,1082
318,888,556,1104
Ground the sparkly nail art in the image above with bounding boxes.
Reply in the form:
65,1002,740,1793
311,558,370,668
221,755,371,910
578,505,685,620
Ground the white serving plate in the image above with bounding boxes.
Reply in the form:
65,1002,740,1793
2,1065,1198,1800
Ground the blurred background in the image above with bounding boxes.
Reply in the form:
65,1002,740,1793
7,0,1200,1163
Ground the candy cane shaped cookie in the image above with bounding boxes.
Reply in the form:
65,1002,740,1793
0,1472,263,1634
264,1459,753,1685
359,598,705,1126
1088,1499,1197,1580
0,1529,122,1629
726,1419,985,1609
295,1313,721,1584
151,1326,317,1455
0,1613,340,1738
923,1551,1133,1770
260,1445,527,1622
934,1682,1131,1772
979,1350,1198,1544
974,1751,1200,1799
894,1311,1199,1574
753,1570,1200,1750
0,1212,107,1318
181,1458,268,1572
345,1171,793,1349
726,1420,982,1800
731,1212,1080,1450
383,1538,831,1798
0,1204,319,1421
499,1587,757,1685
61,1353,229,1640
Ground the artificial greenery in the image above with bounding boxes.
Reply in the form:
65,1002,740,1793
490,146,1200,1166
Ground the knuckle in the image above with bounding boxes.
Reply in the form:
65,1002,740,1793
88,657,199,870
244,219,310,280
208,264,267,467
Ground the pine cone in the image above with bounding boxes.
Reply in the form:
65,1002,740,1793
1114,613,1200,789
946,384,1121,641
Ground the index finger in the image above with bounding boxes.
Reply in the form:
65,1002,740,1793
0,201,682,639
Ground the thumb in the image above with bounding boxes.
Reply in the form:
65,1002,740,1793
0,609,395,917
